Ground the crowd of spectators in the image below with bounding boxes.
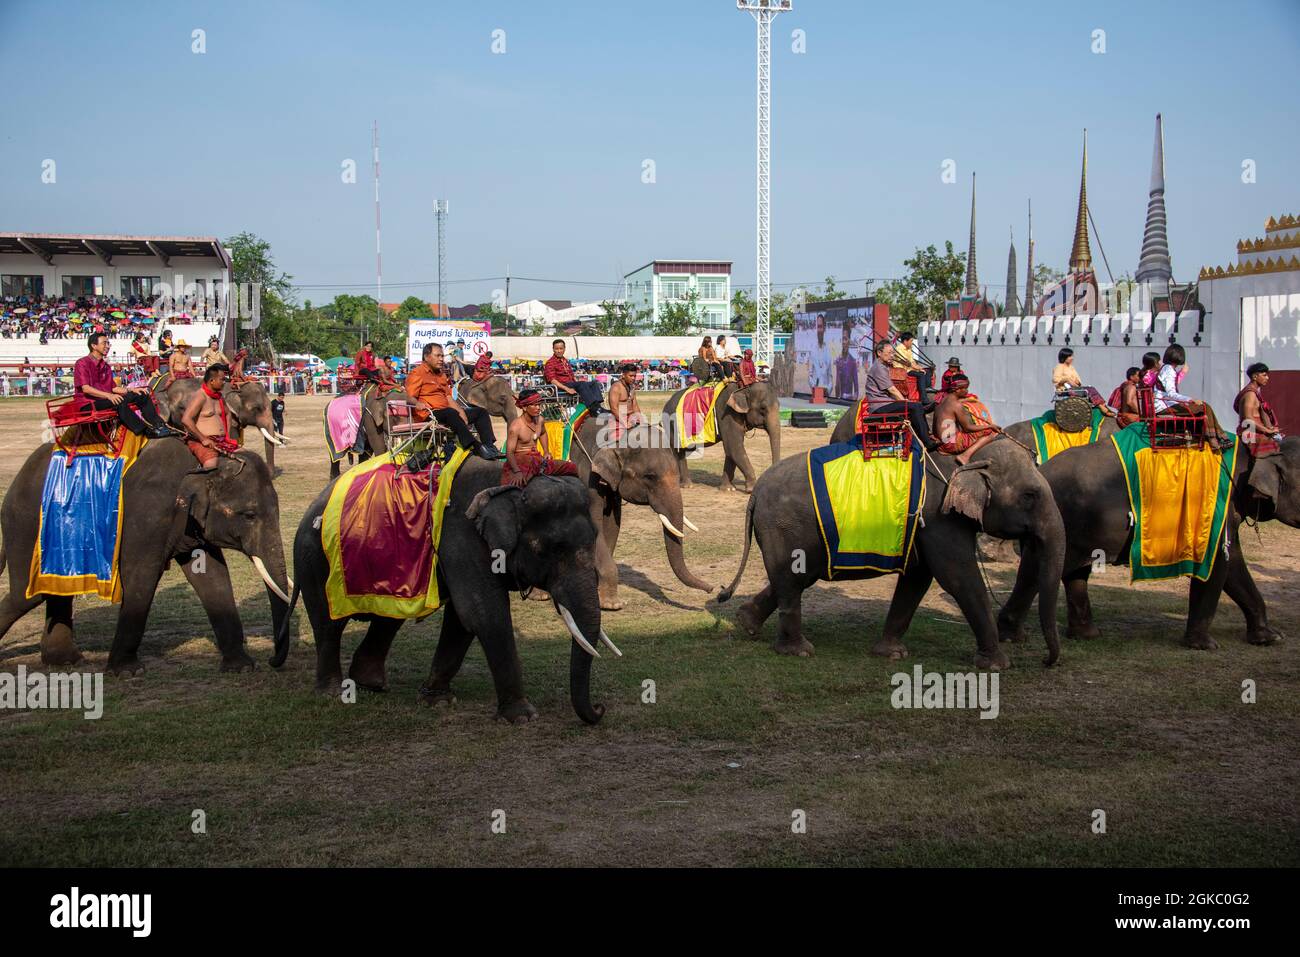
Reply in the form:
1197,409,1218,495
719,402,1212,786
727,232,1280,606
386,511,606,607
0,293,216,342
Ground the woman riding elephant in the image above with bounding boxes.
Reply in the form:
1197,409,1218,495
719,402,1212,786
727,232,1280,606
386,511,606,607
718,436,1064,668
163,376,287,476
997,436,1299,651
281,462,612,725
0,440,292,671
663,380,781,492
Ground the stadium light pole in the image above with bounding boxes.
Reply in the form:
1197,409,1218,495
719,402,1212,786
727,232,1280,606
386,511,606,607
736,0,791,368
435,199,448,316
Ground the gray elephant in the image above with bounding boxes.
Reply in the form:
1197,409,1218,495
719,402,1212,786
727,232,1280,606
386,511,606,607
457,374,517,426
568,416,714,610
718,436,1064,668
663,381,781,491
0,441,292,672
162,377,287,475
327,387,413,479
998,436,1299,650
279,464,612,724
1001,412,1119,463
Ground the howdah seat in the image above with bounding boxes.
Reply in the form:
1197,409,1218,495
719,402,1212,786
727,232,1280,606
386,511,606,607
45,395,125,465
1136,385,1206,450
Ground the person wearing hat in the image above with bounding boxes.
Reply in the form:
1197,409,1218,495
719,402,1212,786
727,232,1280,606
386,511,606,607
940,356,964,396
447,339,468,380
605,362,643,440
168,338,196,382
502,388,579,487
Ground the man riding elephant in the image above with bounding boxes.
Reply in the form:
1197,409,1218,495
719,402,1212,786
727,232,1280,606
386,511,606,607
662,375,782,492
162,374,287,476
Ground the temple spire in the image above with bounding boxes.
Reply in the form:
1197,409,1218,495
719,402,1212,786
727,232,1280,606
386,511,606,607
964,173,979,295
1069,130,1093,272
1135,112,1173,284
1023,200,1036,316
1003,227,1020,315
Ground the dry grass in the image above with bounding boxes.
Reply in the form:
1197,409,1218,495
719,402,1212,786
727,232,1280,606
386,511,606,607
1,393,1297,867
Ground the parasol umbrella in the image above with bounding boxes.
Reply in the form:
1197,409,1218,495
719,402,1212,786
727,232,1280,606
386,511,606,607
141,316,155,324
111,310,125,319
323,356,352,371
13,307,27,315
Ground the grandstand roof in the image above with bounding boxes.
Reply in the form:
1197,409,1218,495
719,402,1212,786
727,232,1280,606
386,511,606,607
0,232,231,268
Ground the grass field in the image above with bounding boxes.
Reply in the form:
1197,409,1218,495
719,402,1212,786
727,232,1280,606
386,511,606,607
1,392,1297,867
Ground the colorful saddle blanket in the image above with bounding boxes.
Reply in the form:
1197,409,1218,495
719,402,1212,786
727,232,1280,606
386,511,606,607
28,432,148,602
674,382,726,449
1111,423,1238,582
323,393,363,463
807,438,926,578
322,447,471,619
1030,406,1103,463
536,405,590,461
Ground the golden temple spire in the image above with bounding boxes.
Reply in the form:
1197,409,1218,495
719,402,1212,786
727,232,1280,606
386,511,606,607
1069,129,1092,272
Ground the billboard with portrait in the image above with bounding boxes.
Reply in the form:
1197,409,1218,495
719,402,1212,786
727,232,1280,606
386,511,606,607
791,297,875,400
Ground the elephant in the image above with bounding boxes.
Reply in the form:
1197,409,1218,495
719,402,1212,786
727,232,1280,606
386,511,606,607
280,463,612,724
567,415,714,610
457,374,517,426
717,436,1065,668
326,387,413,479
162,377,287,476
662,380,782,491
997,436,1300,651
0,440,292,672
1001,413,1119,461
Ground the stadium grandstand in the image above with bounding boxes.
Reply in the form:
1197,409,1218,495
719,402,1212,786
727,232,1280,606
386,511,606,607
0,233,232,390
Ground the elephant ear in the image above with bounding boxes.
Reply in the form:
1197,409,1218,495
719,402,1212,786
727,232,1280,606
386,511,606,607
467,485,521,556
942,461,992,525
591,447,624,490
1247,456,1281,503
726,388,750,414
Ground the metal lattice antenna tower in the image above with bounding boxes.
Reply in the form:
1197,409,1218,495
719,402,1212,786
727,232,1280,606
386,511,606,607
372,121,382,343
737,0,791,367
435,199,449,316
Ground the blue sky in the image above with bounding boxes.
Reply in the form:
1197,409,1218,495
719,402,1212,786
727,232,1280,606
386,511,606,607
2,0,1297,306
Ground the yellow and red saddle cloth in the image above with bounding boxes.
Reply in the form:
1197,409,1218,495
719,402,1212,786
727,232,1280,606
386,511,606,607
28,432,148,602
535,404,590,461
1029,406,1103,463
1111,423,1237,582
807,438,926,578
322,447,470,619
674,382,726,448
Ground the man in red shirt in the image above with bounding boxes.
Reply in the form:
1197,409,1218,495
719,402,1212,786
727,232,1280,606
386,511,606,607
543,339,603,409
74,332,172,438
472,350,494,382
737,348,758,389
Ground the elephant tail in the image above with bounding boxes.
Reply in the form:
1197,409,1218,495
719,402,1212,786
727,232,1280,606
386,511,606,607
269,579,300,669
717,495,755,603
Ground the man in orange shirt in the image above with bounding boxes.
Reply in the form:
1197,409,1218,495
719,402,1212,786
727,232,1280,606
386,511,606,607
405,342,498,459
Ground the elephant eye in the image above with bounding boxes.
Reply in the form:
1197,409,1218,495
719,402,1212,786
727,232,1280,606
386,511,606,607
643,472,657,482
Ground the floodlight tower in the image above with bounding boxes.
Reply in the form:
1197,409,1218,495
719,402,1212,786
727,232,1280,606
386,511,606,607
435,199,449,315
372,120,382,344
736,0,791,367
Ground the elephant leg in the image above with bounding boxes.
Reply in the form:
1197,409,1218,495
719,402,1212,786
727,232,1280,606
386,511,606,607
1064,567,1100,640
676,449,692,487
310,616,348,694
1183,543,1231,650
0,588,44,645
179,549,254,672
928,544,1007,670
476,615,535,723
728,444,757,491
996,546,1040,643
350,617,402,691
591,494,623,611
773,588,813,657
105,562,166,675
41,595,82,667
330,458,341,480
420,603,474,707
1223,536,1282,645
874,564,934,660
722,453,738,490
736,583,776,639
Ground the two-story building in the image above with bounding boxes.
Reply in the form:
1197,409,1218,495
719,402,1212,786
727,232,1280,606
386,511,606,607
622,260,732,330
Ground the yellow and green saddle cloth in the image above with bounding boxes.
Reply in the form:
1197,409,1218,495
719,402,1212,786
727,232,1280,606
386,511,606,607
1111,423,1237,582
1029,406,1104,463
535,404,590,461
807,438,926,577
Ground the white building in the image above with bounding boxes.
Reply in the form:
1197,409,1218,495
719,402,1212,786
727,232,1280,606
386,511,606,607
505,299,616,335
622,260,732,330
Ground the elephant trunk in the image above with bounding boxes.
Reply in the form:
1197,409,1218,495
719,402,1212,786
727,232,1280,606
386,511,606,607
251,528,293,663
1029,501,1066,667
766,408,781,466
652,491,713,593
552,580,604,725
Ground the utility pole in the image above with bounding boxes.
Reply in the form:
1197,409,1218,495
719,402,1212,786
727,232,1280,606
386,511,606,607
736,0,792,368
435,199,448,316
372,120,382,346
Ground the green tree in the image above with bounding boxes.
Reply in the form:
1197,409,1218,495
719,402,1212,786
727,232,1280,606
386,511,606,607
873,242,967,331
595,300,645,336
225,231,295,356
655,289,704,336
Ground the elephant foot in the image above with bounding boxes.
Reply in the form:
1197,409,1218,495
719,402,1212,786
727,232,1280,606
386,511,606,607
1183,634,1218,651
527,588,551,603
314,677,343,697
219,653,257,673
735,602,764,638
105,655,145,677
348,661,388,692
997,626,1025,644
871,637,909,660
600,597,625,612
773,635,814,657
1246,625,1284,646
974,647,1010,671
496,698,539,724
41,626,83,667
1067,622,1102,641
418,685,457,709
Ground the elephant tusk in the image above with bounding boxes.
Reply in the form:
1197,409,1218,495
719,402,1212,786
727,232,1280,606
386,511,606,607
259,427,284,447
274,431,291,445
657,513,685,539
682,515,700,533
599,629,622,657
556,603,600,658
251,556,291,603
